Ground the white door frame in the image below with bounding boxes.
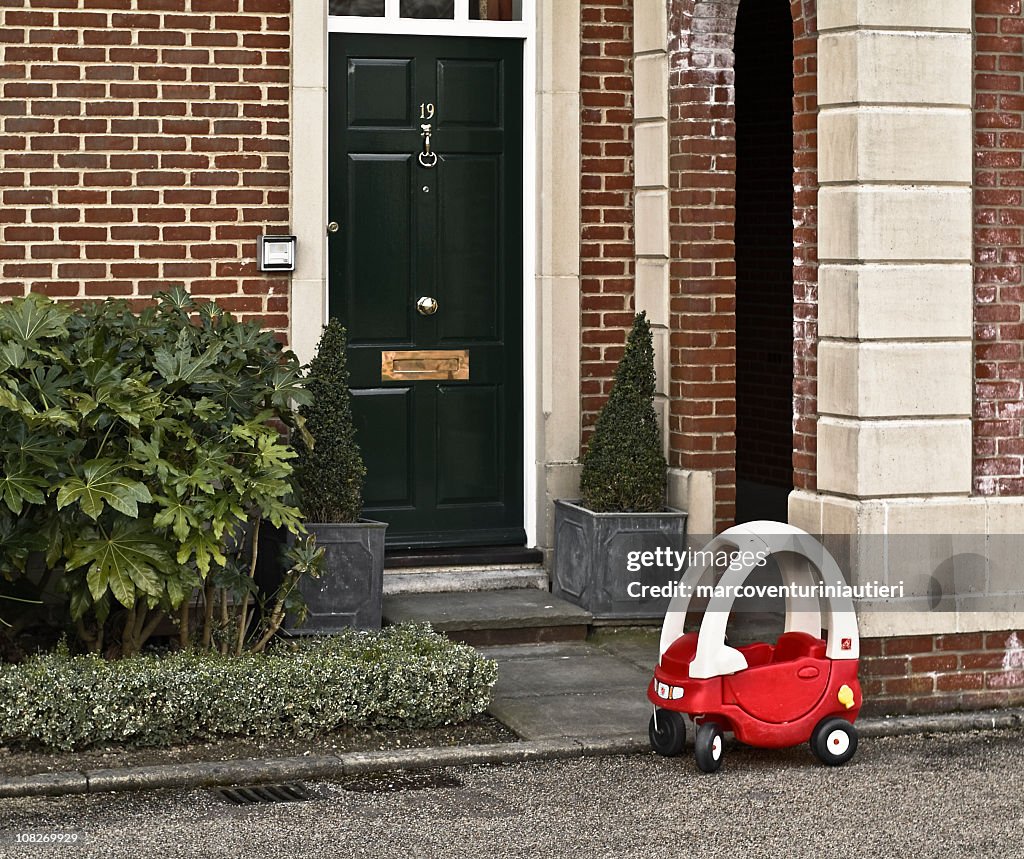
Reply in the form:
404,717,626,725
290,0,540,547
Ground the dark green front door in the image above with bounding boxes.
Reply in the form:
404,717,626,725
328,34,524,549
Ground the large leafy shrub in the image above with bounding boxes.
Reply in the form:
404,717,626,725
0,288,315,655
0,625,497,750
291,318,365,522
579,311,667,512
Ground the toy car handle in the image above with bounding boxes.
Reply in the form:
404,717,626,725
660,522,860,680
659,530,765,659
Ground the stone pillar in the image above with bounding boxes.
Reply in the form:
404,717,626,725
537,0,583,549
792,0,975,634
633,0,671,444
290,0,330,365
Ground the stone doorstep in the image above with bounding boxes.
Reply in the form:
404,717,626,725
383,565,548,596
383,589,592,645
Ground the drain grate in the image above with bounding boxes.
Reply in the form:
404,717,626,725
342,771,464,794
214,782,311,805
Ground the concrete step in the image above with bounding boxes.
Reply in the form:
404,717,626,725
383,588,592,646
383,564,547,596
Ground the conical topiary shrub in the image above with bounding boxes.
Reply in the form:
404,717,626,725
579,311,667,512
293,318,366,523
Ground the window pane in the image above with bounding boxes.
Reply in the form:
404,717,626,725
329,0,385,16
400,0,454,19
469,0,523,21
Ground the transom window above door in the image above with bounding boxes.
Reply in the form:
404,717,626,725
330,1,522,21
329,1,528,35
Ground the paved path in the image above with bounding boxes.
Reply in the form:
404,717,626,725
482,638,657,741
2,727,1020,859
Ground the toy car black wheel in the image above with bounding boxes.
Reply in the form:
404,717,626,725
649,708,686,756
811,717,858,766
694,722,725,773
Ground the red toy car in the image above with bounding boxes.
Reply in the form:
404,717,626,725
647,523,862,772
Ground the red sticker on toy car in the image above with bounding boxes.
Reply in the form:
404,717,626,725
841,638,852,650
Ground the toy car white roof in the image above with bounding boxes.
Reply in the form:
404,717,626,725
659,521,861,680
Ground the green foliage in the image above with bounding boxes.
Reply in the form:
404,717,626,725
0,625,497,750
579,311,667,512
0,288,313,654
292,318,365,523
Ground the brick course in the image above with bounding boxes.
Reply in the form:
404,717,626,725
580,0,635,444
974,2,1024,495
0,0,291,332
859,630,1024,716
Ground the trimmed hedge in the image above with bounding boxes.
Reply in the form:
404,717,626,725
0,624,497,751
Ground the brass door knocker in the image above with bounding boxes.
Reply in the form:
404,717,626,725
418,123,437,168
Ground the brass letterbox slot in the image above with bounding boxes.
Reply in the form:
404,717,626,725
381,349,470,381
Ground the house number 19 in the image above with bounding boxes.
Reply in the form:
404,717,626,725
419,103,435,119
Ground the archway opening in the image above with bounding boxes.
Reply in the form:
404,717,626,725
734,0,795,524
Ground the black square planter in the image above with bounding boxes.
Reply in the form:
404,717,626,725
552,500,687,621
297,520,387,632
256,519,387,633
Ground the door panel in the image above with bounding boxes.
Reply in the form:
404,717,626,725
329,34,524,548
437,155,499,342
436,384,501,504
347,59,413,127
438,60,501,127
353,387,415,506
346,155,415,343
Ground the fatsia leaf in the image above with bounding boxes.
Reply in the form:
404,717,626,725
67,521,171,610
176,532,226,576
152,493,197,543
269,364,311,408
14,427,72,470
0,294,70,343
0,341,28,371
127,561,162,598
56,458,152,520
152,342,223,385
165,566,199,609
68,585,92,622
0,467,47,514
85,564,110,603
29,406,78,431
154,284,195,314
0,387,20,413
131,436,176,484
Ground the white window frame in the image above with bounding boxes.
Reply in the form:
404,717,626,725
328,0,530,38
326,0,538,548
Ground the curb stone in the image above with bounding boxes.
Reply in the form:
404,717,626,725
1,708,1022,800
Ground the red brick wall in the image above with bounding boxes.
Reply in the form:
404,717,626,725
0,0,290,333
791,0,818,494
667,0,817,528
580,0,635,444
974,1,1024,495
860,630,1024,716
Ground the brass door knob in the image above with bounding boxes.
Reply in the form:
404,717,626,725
416,296,439,316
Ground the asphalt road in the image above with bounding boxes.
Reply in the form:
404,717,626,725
1,727,1021,859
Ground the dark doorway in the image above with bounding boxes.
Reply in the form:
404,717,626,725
734,1,795,524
